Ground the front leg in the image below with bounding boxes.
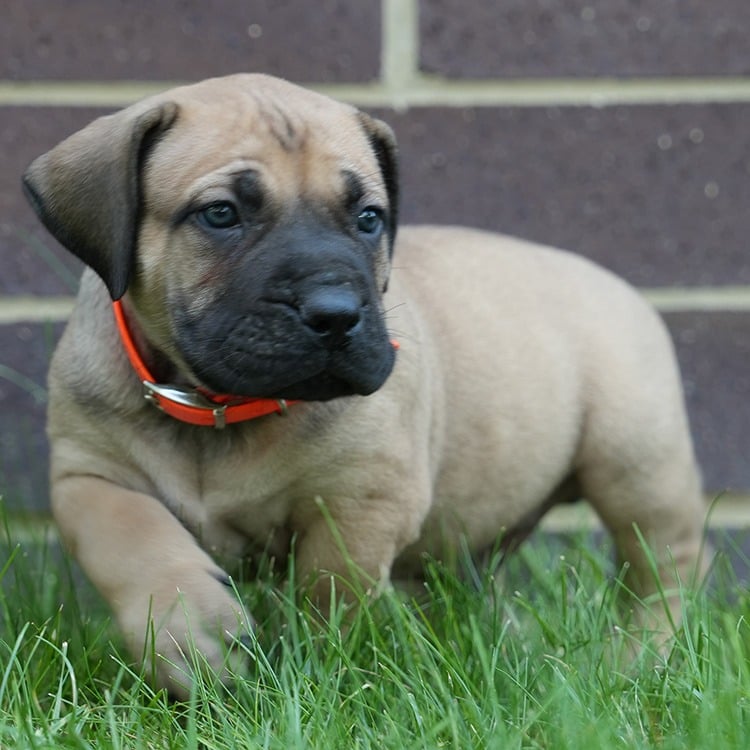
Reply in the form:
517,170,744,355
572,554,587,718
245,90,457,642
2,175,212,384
293,493,426,612
51,475,252,699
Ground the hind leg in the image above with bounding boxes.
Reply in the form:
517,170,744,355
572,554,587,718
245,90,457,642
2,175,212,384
581,434,708,637
575,299,710,638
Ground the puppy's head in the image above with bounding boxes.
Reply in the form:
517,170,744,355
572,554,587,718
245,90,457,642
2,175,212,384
23,74,399,401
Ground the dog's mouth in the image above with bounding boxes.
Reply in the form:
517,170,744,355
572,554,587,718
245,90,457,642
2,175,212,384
268,365,392,401
173,302,397,402
191,346,396,401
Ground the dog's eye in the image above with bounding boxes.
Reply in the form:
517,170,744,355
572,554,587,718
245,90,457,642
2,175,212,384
356,208,384,235
197,202,240,229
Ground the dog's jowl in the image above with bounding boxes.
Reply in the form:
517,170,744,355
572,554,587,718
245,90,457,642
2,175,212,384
23,74,708,698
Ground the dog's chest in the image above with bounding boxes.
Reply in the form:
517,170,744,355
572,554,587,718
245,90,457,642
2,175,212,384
164,466,292,557
135,424,322,559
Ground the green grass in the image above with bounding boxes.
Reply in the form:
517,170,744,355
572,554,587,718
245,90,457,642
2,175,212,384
1,511,749,749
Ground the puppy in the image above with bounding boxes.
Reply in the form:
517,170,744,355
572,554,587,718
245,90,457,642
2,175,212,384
22,73,707,698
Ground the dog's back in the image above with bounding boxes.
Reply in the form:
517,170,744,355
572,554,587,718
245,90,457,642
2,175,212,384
389,226,705,615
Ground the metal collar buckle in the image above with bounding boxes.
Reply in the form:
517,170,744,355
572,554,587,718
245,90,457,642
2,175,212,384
141,381,289,429
142,381,228,428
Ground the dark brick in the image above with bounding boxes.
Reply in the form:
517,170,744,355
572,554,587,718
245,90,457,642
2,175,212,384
2,0,380,82
665,312,750,495
420,0,750,78
1,106,104,295
6,99,750,293
1,309,747,512
0,322,63,512
369,102,750,287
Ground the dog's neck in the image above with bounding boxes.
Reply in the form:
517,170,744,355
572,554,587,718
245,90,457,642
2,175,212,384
122,310,182,386
112,299,295,429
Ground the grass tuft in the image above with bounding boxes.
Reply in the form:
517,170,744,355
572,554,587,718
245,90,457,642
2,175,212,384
1,506,749,749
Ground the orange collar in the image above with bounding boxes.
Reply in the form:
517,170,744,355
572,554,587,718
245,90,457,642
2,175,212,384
112,300,295,428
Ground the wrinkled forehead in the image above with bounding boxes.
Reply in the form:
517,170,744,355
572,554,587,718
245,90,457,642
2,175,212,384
142,88,386,209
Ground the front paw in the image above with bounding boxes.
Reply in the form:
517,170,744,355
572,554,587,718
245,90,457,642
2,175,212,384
116,566,253,699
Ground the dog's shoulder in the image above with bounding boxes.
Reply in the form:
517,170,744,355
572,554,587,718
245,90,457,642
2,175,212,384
48,270,146,433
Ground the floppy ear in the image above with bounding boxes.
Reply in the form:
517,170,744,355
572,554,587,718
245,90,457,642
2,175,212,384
358,112,399,254
22,101,179,300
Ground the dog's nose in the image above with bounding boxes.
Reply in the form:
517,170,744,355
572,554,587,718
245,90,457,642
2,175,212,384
300,287,362,345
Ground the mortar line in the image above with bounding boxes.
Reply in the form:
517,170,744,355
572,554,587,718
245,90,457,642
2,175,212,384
641,286,750,312
2,493,749,544
358,76,750,108
381,0,420,104
0,297,75,324
4,77,750,109
2,287,750,324
544,493,750,532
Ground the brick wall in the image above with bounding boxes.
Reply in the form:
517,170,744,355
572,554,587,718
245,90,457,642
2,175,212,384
1,0,749,517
